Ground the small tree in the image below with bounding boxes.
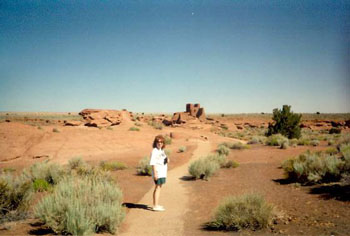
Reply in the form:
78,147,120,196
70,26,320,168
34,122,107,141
267,105,301,139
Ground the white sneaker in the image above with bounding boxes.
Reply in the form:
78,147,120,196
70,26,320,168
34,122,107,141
153,205,165,211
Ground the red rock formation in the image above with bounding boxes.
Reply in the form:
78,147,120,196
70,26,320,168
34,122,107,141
79,109,123,127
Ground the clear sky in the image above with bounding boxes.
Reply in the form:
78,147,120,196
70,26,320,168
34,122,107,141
1,0,349,113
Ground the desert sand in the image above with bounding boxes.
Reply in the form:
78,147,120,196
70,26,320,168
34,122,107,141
0,110,349,236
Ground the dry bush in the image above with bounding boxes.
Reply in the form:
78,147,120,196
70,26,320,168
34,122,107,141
188,158,220,180
136,156,152,176
265,134,289,147
206,193,275,231
220,142,250,150
0,173,33,223
206,154,228,168
128,126,140,131
216,144,230,156
25,160,64,185
178,146,187,153
68,157,87,170
164,135,172,145
282,151,345,184
248,136,266,144
99,161,127,171
35,175,125,235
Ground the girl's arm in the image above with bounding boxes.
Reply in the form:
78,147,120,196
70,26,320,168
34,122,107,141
152,165,158,180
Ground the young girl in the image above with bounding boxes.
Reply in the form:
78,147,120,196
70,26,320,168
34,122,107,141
150,135,169,211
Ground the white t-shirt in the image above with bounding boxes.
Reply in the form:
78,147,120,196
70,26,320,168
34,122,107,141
149,148,168,178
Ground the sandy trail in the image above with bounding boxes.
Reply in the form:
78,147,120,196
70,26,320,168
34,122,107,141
119,139,212,236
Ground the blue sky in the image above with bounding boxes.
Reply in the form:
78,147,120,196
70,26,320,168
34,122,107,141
0,0,349,113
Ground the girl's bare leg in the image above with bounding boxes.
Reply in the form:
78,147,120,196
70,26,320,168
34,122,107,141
153,184,162,207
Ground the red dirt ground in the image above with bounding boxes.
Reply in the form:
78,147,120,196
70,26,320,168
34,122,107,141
0,115,349,236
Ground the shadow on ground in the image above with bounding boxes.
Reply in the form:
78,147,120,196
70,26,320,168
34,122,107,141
28,222,54,235
122,203,153,211
179,176,196,181
309,184,350,201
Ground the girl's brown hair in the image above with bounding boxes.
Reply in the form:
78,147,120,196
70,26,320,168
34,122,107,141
152,135,166,149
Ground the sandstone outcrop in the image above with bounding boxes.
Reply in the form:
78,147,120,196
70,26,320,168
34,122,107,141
78,109,124,127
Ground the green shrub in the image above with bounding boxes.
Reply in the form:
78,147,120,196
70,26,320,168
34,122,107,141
248,136,266,144
164,149,171,157
164,135,172,145
310,139,320,146
282,151,345,184
188,158,220,180
223,160,239,169
297,137,311,146
34,176,125,235
0,173,33,223
206,193,275,231
33,179,51,192
221,142,250,150
134,122,142,127
128,127,140,131
148,121,163,130
265,134,288,146
136,156,152,176
289,138,298,147
99,161,127,171
337,133,350,150
68,157,86,170
26,160,64,185
325,147,338,155
206,154,227,168
267,105,301,139
216,145,230,156
75,165,113,182
178,146,187,153
280,140,289,149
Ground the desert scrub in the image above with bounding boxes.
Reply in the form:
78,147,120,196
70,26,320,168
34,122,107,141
310,139,320,146
148,121,163,130
325,147,338,155
128,126,140,131
205,154,228,168
26,160,64,185
136,156,152,176
265,134,289,147
188,158,220,180
206,193,275,231
99,161,127,171
220,142,250,150
282,151,345,184
164,135,172,145
178,146,187,152
216,144,230,156
0,173,33,223
223,160,240,169
35,175,125,235
75,165,113,182
68,157,86,170
248,136,266,144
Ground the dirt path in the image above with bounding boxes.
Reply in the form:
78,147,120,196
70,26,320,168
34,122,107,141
119,139,212,236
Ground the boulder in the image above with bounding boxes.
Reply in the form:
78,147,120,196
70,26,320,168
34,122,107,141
64,120,82,126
